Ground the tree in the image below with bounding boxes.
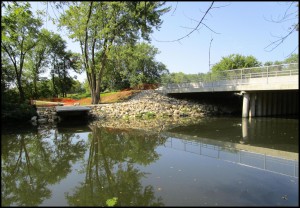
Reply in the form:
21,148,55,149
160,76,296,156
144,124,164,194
284,53,298,63
264,53,298,66
23,29,51,99
45,32,81,98
69,80,85,94
59,2,170,104
1,50,18,104
211,54,261,72
103,43,168,91
1,2,42,102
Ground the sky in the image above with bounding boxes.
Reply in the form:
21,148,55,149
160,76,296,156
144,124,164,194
29,1,298,82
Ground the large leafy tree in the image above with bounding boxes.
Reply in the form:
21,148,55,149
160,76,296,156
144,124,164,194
1,2,42,102
59,2,170,104
211,54,261,72
103,42,168,91
46,32,81,98
23,29,52,99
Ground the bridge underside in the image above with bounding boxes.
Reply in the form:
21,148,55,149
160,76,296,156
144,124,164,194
242,90,298,118
167,90,298,118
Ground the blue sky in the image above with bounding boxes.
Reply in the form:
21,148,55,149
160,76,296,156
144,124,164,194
151,2,298,74
30,1,298,82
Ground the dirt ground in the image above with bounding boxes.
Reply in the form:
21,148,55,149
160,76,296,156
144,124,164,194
36,84,157,106
63,90,140,106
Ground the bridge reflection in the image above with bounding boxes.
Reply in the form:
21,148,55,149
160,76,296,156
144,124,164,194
162,133,298,178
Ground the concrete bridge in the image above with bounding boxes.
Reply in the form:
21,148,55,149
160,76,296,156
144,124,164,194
55,106,91,121
157,63,298,117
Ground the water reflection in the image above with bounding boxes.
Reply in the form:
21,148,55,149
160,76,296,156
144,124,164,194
168,117,298,153
161,136,298,178
1,127,86,206
64,125,167,206
1,125,168,206
1,117,298,206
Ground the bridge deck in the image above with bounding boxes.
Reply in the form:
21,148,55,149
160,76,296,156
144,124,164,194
157,75,298,94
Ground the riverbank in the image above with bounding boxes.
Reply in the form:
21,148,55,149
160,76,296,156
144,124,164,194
86,89,238,131
88,90,226,120
30,90,237,127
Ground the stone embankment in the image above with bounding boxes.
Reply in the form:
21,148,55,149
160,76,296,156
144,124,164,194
31,106,60,125
31,90,232,126
88,90,222,120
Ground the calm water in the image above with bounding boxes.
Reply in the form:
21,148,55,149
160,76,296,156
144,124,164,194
1,117,298,206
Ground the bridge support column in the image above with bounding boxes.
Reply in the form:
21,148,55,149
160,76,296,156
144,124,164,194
249,93,256,117
242,92,250,118
288,91,293,115
282,92,287,115
267,92,272,116
296,91,299,115
277,92,282,116
292,92,296,115
256,93,262,117
271,92,277,116
262,92,268,116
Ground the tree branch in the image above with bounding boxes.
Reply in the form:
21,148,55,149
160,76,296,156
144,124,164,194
264,2,298,52
265,25,297,51
153,2,215,43
171,2,178,16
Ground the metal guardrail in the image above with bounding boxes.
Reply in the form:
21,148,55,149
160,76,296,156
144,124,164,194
161,63,299,89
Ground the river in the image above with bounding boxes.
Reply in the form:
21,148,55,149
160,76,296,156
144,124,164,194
1,117,298,206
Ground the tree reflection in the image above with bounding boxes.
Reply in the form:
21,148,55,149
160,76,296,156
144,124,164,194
65,125,167,206
1,128,86,206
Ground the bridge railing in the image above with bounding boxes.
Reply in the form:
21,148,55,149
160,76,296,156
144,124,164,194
160,63,298,89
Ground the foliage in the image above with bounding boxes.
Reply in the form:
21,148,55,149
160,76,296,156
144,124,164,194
1,2,42,102
160,72,209,84
23,29,51,99
283,53,298,63
106,197,118,207
1,102,37,123
1,2,84,123
211,54,261,72
264,54,298,66
103,43,169,91
68,80,85,94
59,1,170,104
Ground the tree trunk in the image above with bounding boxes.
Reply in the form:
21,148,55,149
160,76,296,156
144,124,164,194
16,75,25,102
33,76,38,99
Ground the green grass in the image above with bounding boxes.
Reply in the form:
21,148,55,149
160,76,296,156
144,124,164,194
67,93,90,99
100,91,118,97
67,92,118,99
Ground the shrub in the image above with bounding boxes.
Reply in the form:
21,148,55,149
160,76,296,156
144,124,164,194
2,102,37,123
